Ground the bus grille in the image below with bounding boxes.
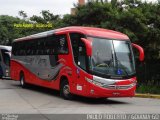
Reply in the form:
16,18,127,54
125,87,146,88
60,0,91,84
103,83,136,90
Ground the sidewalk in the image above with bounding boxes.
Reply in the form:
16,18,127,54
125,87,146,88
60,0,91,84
135,93,160,99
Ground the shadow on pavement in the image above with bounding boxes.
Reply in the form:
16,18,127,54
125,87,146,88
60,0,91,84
11,81,128,105
0,77,11,80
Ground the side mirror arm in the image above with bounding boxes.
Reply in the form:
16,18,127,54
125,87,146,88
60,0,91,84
81,38,92,56
132,43,144,61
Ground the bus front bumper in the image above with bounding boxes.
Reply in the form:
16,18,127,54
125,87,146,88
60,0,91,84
85,84,136,98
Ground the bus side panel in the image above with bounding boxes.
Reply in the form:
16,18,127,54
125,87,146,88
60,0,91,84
10,60,21,81
10,58,69,91
11,59,35,82
57,54,93,97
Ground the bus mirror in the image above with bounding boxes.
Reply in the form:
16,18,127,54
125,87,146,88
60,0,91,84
132,43,144,61
81,38,92,56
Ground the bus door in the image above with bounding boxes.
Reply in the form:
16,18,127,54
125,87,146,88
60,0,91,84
70,33,88,94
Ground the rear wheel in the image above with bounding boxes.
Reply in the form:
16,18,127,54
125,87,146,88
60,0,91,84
60,80,73,100
20,73,27,88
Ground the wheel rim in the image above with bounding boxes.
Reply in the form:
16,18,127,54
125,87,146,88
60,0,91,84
63,85,70,96
20,77,24,86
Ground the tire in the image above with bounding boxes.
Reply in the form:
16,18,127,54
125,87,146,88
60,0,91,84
60,80,73,100
20,73,27,88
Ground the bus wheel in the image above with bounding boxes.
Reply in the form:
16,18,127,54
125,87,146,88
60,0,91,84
60,80,73,100
20,74,27,88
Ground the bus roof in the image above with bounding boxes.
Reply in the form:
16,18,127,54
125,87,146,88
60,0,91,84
0,45,12,51
14,26,129,42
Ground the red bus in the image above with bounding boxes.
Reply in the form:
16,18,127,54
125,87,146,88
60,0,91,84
11,26,144,99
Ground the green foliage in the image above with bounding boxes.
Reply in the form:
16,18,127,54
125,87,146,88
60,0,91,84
30,10,60,24
0,10,58,45
0,15,24,45
137,85,160,94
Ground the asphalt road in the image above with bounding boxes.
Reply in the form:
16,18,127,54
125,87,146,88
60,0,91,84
0,79,160,118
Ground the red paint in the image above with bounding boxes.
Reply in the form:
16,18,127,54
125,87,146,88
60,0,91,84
132,43,145,61
81,38,92,56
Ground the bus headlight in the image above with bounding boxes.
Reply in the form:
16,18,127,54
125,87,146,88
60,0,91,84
85,77,105,87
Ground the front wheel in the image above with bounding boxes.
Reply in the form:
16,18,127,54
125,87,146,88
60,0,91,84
60,80,73,100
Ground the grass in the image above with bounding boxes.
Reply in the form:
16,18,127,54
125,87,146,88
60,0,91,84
135,93,160,99
136,85,160,94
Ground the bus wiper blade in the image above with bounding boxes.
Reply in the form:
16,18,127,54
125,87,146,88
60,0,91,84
112,40,129,77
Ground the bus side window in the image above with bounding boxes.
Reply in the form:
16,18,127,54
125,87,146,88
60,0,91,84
0,50,2,61
12,42,20,56
78,41,87,70
46,34,68,67
46,35,56,55
26,40,31,55
37,38,45,55
70,33,87,70
57,35,68,54
46,34,68,55
18,41,26,56
70,34,79,64
29,40,34,55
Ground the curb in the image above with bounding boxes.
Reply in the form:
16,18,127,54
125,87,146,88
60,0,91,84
135,93,160,99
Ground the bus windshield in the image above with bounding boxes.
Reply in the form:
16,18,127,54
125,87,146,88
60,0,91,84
88,37,135,79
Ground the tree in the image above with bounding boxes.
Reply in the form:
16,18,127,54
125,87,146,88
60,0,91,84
0,15,25,45
18,11,27,20
30,10,60,24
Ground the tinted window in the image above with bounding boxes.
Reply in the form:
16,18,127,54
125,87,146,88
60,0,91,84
1,49,10,66
12,34,68,56
70,33,87,70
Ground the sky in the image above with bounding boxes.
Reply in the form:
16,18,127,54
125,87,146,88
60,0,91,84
0,0,78,17
0,0,157,17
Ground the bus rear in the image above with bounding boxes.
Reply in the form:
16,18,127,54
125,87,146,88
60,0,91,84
0,45,11,78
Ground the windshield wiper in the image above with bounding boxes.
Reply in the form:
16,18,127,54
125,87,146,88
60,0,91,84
108,57,129,77
112,41,129,77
